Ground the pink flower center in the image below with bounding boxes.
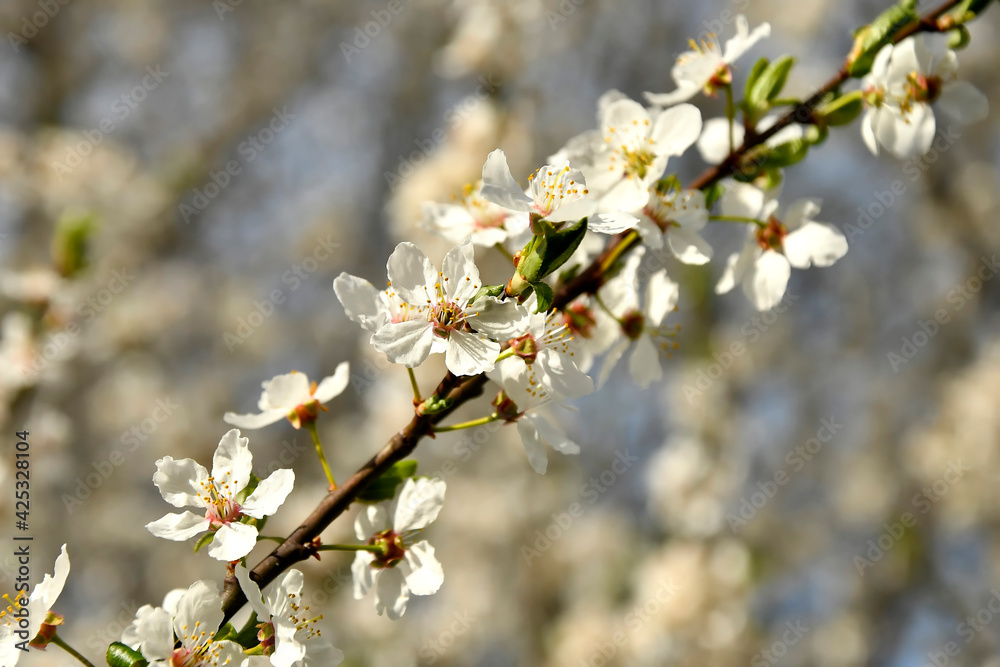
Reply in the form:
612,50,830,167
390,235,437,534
756,216,787,251
368,529,407,568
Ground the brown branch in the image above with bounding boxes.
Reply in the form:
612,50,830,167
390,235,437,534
220,0,972,621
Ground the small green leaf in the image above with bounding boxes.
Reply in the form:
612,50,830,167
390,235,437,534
52,210,97,278
531,282,555,313
747,56,796,114
815,90,864,127
535,217,589,281
846,1,919,77
761,138,809,168
106,642,149,667
358,460,419,503
703,182,725,209
232,613,261,649
744,57,770,102
947,25,971,49
213,622,238,643
193,532,215,554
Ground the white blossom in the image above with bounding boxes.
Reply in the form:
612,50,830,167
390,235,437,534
235,566,344,667
371,240,529,375
696,114,805,165
121,580,246,667
861,35,988,159
715,183,848,311
224,366,350,430
421,181,529,247
635,184,713,265
0,545,69,666
146,429,294,561
645,15,770,106
352,478,446,620
515,411,581,475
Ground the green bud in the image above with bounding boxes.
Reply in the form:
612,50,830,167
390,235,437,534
51,210,96,278
846,1,919,77
816,90,865,126
507,217,588,296
761,137,809,168
106,642,149,667
803,124,828,145
357,460,419,503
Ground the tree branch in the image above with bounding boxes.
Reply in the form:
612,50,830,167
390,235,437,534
220,0,971,621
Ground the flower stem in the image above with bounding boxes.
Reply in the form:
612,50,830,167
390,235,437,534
598,229,639,274
407,368,422,403
317,544,383,553
305,421,337,490
724,83,736,154
494,243,513,260
432,414,500,432
709,215,765,227
256,535,286,543
50,633,96,667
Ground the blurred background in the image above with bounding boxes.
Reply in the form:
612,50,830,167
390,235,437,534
1,0,999,665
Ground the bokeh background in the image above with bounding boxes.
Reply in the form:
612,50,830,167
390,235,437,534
2,0,1000,665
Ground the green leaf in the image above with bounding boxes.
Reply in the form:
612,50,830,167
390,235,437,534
947,25,971,49
846,1,919,77
747,56,796,114
472,284,506,303
744,57,770,103
106,642,149,667
535,217,589,281
357,460,419,503
232,613,261,649
531,282,555,313
235,473,261,504
52,210,97,278
703,182,725,209
761,138,809,168
815,90,864,127
193,532,215,554
213,622,238,643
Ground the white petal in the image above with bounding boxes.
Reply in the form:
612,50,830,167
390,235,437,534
212,429,252,494
596,338,629,390
241,468,295,518
715,240,759,295
313,362,350,403
744,250,791,311
442,240,481,304
445,329,499,376
394,477,446,533
172,581,223,651
886,104,936,158
352,552,376,600
644,85,701,108
222,409,286,430
861,109,880,156
374,567,409,619
646,270,679,326
698,117,745,164
234,565,271,620
355,505,390,540
636,216,664,249
723,15,770,63
601,99,651,153
152,457,209,508
0,627,22,667
531,413,580,455
589,211,640,234
146,512,210,541
334,273,386,332
720,183,765,220
516,417,549,474
598,177,650,213
651,103,702,156
386,242,438,305
938,81,989,125
371,319,435,368
538,349,594,402
782,199,822,230
400,541,444,596
783,222,848,269
266,569,303,620
260,373,312,410
667,227,713,265
466,297,529,339
122,605,173,660
629,334,663,389
26,544,70,638
480,149,533,212
207,522,259,561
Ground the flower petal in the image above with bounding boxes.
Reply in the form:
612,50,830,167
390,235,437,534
387,242,438,305
374,567,409,619
355,505,390,540
222,409,286,430
667,227,713,265
744,250,791,311
698,117,745,164
234,565,272,620
441,240,481,304
334,273,386,333
400,541,444,596
445,329,499,376
938,81,989,125
260,373,312,411
394,477,446,533
146,511,210,541
629,334,663,389
172,581,223,652
783,222,848,269
241,468,295,519
207,522,259,561
372,319,435,368
516,416,550,474
466,297,529,340
651,103,702,157
589,211,640,234
122,605,173,660
313,361,350,404
352,551,376,600
212,428,252,494
152,457,209,508
480,149,533,212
